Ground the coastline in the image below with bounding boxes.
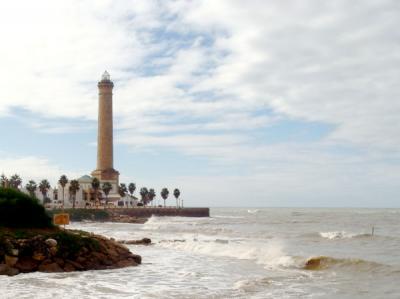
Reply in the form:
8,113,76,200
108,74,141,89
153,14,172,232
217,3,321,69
47,207,210,224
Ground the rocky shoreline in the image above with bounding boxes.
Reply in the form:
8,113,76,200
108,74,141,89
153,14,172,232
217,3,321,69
0,228,141,276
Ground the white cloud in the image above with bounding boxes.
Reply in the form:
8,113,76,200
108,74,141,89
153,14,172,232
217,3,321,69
0,0,399,206
0,155,82,186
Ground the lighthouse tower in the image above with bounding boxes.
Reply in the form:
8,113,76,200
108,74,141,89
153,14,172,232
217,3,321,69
91,71,120,198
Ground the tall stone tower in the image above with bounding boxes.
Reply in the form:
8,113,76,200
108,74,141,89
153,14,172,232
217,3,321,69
91,71,120,184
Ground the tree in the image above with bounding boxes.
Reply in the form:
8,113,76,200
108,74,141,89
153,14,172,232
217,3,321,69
58,175,68,209
161,188,169,207
128,183,136,207
148,188,156,206
139,187,149,206
128,183,136,196
173,188,181,208
39,179,51,204
118,183,127,198
69,179,80,209
25,180,37,198
91,177,100,206
102,182,112,206
0,174,7,188
9,174,22,189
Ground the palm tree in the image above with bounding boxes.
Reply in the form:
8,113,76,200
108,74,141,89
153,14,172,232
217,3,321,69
140,187,149,206
118,183,128,207
91,177,100,206
102,182,112,207
39,179,51,204
148,188,156,206
118,183,127,197
0,174,7,188
161,188,169,207
173,188,181,208
9,174,22,189
128,183,136,207
58,175,68,209
69,179,80,209
25,180,37,198
128,183,136,196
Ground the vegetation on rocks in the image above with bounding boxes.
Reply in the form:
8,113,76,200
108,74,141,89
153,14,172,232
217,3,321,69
0,187,142,276
0,228,141,276
0,188,53,228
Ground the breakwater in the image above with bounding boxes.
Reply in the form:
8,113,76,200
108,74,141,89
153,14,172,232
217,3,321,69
112,207,210,218
48,207,210,222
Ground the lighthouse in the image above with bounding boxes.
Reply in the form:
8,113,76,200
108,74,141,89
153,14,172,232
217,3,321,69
91,71,120,198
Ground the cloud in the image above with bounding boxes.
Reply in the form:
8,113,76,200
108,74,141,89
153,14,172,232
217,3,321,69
0,0,399,206
0,155,82,186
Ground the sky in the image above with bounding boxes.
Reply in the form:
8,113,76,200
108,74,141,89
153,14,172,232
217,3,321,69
0,0,399,207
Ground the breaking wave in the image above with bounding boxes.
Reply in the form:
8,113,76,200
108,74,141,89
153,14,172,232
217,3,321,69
303,256,388,272
319,231,372,240
157,237,294,269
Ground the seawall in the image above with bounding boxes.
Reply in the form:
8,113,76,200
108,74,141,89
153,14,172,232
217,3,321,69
112,207,210,218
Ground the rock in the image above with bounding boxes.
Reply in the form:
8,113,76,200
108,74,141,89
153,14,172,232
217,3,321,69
14,257,38,273
63,263,76,272
131,254,142,264
0,264,19,276
48,246,58,256
121,238,151,245
0,229,142,275
65,260,84,271
32,252,46,261
45,238,58,247
76,256,86,264
38,262,64,273
5,255,18,267
116,259,137,268
54,258,65,267
91,251,107,261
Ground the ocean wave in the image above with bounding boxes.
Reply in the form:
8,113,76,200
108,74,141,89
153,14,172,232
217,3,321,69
213,215,245,219
247,209,259,214
319,231,372,240
233,277,271,292
157,237,294,269
303,256,388,272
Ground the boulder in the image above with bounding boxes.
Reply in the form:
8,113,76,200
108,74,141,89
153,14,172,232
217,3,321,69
45,238,58,247
0,264,19,276
32,252,46,261
65,260,84,271
5,255,18,267
131,254,142,264
38,262,64,273
120,238,151,245
63,263,76,272
14,257,38,273
48,246,58,256
116,259,137,268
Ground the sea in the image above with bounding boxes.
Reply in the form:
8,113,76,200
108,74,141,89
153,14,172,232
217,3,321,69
1,208,400,298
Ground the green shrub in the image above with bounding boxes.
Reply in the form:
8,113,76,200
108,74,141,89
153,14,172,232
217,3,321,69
0,188,53,228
